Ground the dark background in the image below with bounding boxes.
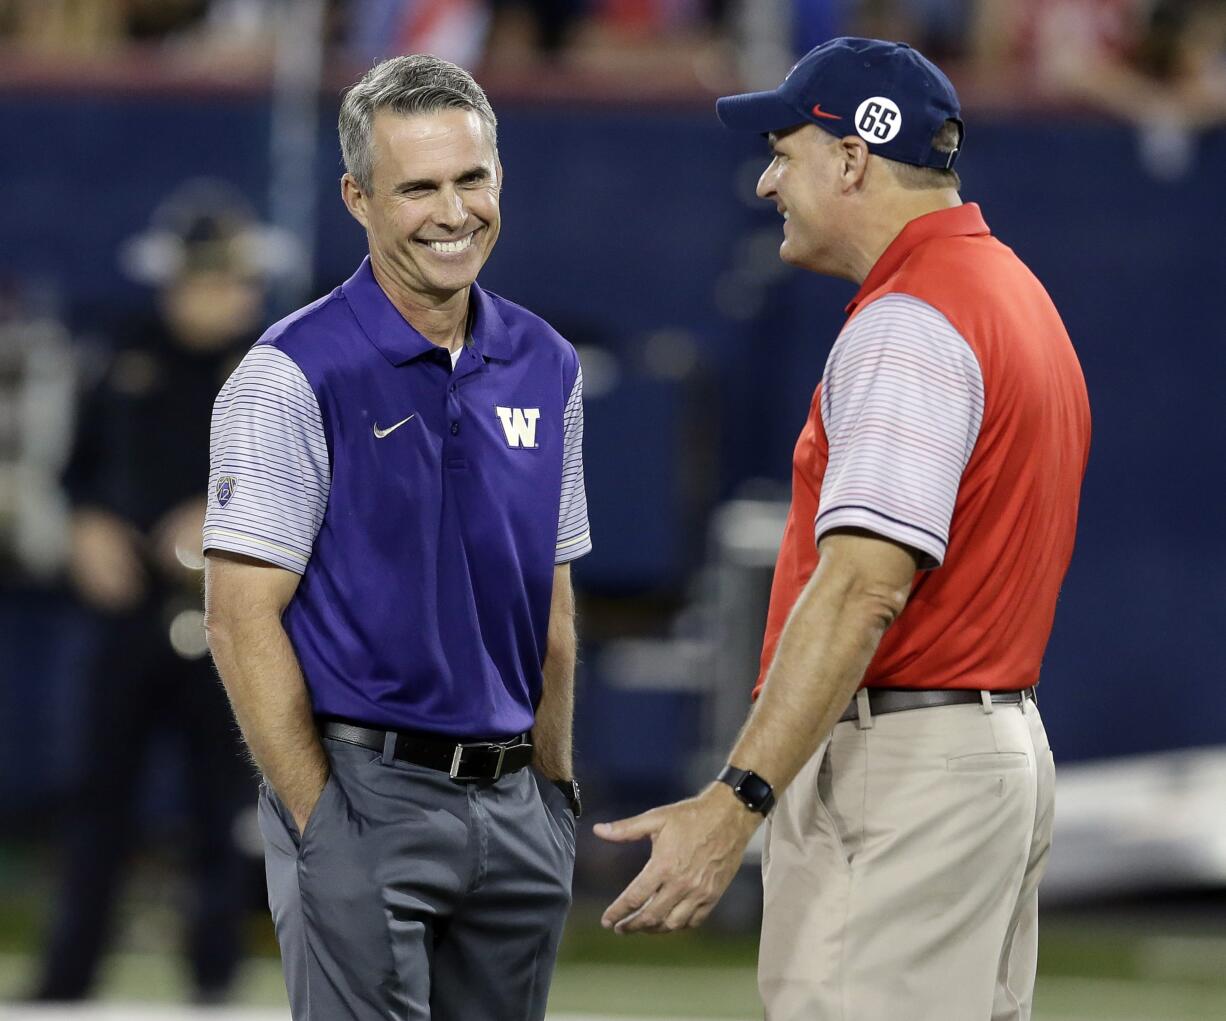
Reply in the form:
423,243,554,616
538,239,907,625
2,96,1222,821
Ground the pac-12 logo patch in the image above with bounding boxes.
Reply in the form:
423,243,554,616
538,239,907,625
216,476,237,507
855,96,902,144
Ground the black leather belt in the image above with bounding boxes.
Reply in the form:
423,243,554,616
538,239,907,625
838,686,1037,724
322,721,533,782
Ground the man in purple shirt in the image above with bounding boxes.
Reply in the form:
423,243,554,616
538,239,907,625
203,55,588,1021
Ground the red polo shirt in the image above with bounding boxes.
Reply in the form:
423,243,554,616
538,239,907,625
755,204,1090,695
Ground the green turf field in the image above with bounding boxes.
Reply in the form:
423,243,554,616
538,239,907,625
3,907,1226,1020
2,845,1223,1021
3,952,1226,1019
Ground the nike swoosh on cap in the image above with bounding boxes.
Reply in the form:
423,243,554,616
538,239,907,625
811,104,842,121
372,414,416,438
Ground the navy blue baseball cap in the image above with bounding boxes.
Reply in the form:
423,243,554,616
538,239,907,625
716,37,963,170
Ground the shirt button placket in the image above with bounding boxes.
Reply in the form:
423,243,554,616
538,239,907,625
448,376,461,437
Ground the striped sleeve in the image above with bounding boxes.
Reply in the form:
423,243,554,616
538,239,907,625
555,363,592,563
816,293,984,569
203,345,330,574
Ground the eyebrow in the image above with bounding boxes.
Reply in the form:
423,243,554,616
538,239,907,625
767,124,804,153
395,166,491,192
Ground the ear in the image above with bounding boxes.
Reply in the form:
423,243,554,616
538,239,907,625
838,137,871,192
341,173,370,229
494,157,504,194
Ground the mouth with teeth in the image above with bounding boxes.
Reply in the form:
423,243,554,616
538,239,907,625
417,228,481,255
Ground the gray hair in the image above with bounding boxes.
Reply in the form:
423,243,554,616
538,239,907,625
884,119,963,191
339,55,498,193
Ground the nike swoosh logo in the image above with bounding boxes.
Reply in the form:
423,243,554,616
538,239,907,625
810,104,842,121
372,414,416,439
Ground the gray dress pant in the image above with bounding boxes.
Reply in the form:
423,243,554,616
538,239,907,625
258,735,576,1020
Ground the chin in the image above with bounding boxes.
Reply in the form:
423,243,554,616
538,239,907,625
778,242,806,268
432,263,482,290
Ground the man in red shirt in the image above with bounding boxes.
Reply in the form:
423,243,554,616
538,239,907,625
598,37,1091,1020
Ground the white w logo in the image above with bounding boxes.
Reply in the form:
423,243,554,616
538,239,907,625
495,406,540,448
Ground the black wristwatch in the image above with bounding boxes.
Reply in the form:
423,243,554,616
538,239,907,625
552,778,582,819
717,765,775,816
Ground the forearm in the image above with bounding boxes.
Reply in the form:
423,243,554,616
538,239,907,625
206,612,328,824
589,561,894,934
533,573,577,780
726,554,905,799
534,632,575,778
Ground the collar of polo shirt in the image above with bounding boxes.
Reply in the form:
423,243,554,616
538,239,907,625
342,256,514,366
845,204,990,317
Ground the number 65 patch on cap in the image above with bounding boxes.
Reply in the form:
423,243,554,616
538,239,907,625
216,476,237,507
855,97,902,144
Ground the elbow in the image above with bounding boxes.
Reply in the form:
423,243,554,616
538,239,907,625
816,534,917,634
866,586,909,632
856,580,910,634
836,575,910,636
202,609,229,656
203,599,245,656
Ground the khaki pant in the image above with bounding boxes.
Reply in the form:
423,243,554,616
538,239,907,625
759,695,1054,1021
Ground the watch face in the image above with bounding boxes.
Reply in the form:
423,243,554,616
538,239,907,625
718,765,774,815
736,774,771,810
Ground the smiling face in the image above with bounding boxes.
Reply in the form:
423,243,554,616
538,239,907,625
756,124,851,276
342,107,501,307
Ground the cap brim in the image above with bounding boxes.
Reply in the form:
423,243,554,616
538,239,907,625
716,90,807,133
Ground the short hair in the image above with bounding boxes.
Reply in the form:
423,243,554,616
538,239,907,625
339,55,498,193
883,119,963,191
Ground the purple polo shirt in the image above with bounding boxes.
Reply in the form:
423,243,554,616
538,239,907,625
204,258,591,738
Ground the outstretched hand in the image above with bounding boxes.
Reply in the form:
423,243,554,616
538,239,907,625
594,784,762,934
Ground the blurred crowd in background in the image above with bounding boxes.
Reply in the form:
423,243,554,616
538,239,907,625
0,0,1224,1009
0,0,1224,125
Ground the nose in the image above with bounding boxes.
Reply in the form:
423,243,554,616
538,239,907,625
431,185,467,231
756,161,778,201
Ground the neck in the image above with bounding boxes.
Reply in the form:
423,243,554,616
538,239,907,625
845,188,962,285
369,252,470,351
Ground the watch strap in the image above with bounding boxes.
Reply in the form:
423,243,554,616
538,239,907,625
552,778,582,819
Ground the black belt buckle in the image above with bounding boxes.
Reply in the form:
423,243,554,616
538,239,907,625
449,741,506,782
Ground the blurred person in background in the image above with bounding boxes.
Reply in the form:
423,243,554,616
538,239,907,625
0,0,213,56
27,181,277,1005
0,0,125,55
0,279,74,591
844,0,977,61
972,0,1226,158
486,0,585,57
1044,0,1226,176
599,36,1090,1021
972,0,1148,78
346,0,494,68
343,0,628,70
0,278,76,827
0,0,341,68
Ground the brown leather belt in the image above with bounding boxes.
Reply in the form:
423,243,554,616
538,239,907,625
838,686,1037,724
